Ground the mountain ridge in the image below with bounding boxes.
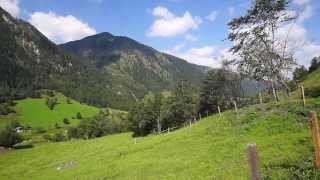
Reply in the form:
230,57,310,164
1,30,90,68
0,7,207,110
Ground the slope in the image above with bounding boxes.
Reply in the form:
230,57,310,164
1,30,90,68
0,96,319,179
60,33,207,109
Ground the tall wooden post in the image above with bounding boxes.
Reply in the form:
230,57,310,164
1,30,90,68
300,86,306,107
311,111,320,169
218,105,222,117
206,111,209,117
233,101,238,112
272,88,279,102
247,143,260,180
259,93,263,105
157,117,161,134
199,113,202,120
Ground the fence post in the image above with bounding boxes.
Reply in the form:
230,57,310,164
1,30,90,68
272,88,279,103
189,120,192,127
311,111,320,169
247,143,260,180
157,117,161,134
134,138,137,144
206,111,209,117
259,93,263,105
300,86,306,107
199,113,202,120
218,105,222,117
233,101,238,112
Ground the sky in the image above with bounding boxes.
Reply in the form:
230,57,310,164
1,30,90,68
0,0,320,68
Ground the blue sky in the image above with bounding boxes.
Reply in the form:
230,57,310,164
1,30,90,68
1,0,320,67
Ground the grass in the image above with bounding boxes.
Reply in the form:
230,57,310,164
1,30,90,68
13,93,99,129
0,96,319,179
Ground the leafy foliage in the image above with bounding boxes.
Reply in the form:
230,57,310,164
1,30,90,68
0,123,23,147
228,0,295,87
128,81,198,137
198,69,244,115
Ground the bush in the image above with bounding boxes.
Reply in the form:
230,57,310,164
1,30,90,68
63,118,70,125
54,123,61,129
305,86,320,98
76,112,82,119
46,97,58,110
66,97,72,104
12,140,34,149
51,133,67,142
42,133,67,142
34,127,46,134
0,124,23,147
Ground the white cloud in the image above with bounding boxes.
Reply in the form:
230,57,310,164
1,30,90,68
293,0,311,6
275,1,320,67
166,45,222,67
146,6,202,37
29,12,96,43
0,0,20,17
206,11,218,22
185,34,198,42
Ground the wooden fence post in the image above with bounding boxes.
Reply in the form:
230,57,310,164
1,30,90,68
189,120,192,127
272,88,279,103
247,143,260,180
233,101,238,112
300,86,306,107
157,118,161,134
259,93,263,105
199,113,202,120
206,111,209,117
311,111,320,169
134,138,137,144
218,105,222,117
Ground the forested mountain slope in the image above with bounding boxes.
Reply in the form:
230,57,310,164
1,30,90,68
60,33,207,107
0,7,207,110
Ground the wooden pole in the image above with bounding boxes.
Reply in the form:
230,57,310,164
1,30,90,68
311,111,320,169
199,113,202,120
157,117,161,134
134,138,137,144
233,101,238,112
272,88,278,102
218,105,221,117
300,86,306,107
247,143,260,180
189,120,192,127
259,93,263,105
206,111,209,117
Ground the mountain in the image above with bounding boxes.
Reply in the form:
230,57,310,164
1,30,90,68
0,7,206,110
60,33,207,105
0,7,113,107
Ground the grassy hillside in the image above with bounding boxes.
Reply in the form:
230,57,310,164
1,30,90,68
0,96,319,179
14,93,99,129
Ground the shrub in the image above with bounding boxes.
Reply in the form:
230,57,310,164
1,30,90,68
34,127,46,134
66,97,72,104
46,97,58,110
54,123,61,129
51,133,67,142
42,133,67,142
12,140,34,149
0,124,23,147
63,118,70,125
305,86,320,98
76,112,82,119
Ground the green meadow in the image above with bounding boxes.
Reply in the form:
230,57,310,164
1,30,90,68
12,93,99,129
0,96,319,179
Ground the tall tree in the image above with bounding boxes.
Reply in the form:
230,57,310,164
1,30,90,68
199,69,243,115
228,0,296,90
